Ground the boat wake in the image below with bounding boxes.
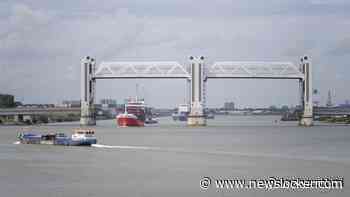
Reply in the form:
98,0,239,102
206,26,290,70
91,144,160,151
13,140,348,163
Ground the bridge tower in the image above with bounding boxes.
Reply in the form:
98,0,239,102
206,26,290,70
187,56,207,126
299,56,313,126
80,56,96,126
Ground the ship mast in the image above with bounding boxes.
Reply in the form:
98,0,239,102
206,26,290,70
136,83,139,101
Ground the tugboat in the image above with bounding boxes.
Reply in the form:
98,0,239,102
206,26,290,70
172,104,190,121
70,128,97,145
204,109,215,119
144,107,158,124
17,128,97,146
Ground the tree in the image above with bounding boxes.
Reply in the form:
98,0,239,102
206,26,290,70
269,105,278,111
281,105,289,112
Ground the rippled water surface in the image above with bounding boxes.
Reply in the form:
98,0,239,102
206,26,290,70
0,116,349,197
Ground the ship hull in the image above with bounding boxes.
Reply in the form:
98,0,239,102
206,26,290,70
19,136,97,146
117,116,144,127
172,113,188,121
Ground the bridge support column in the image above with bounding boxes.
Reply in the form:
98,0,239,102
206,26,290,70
80,56,96,126
187,56,206,126
14,114,23,122
299,56,313,127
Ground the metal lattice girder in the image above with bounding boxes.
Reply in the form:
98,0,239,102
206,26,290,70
94,61,190,79
207,61,304,79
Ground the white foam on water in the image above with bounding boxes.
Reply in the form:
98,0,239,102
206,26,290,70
92,144,159,151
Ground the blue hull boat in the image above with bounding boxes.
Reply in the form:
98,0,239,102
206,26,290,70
17,129,97,146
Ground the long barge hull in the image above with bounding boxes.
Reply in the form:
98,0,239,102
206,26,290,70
19,137,97,146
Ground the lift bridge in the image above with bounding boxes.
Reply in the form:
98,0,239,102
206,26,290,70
81,56,313,127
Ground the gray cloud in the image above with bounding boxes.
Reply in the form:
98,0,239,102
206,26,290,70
327,37,350,57
1,1,350,107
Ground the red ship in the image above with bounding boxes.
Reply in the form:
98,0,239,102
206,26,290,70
116,98,146,127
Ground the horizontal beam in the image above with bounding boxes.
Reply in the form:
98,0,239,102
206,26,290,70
207,75,303,79
94,61,190,79
206,75,303,79
207,61,304,80
94,76,189,79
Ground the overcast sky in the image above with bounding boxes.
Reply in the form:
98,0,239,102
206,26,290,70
1,0,350,108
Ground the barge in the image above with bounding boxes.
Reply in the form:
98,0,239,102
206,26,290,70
17,128,97,146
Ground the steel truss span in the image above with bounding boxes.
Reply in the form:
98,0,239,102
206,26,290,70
81,56,312,127
94,61,190,79
207,61,304,79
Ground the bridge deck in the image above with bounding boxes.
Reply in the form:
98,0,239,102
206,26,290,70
0,108,80,116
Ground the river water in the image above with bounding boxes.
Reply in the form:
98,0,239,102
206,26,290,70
0,115,349,197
